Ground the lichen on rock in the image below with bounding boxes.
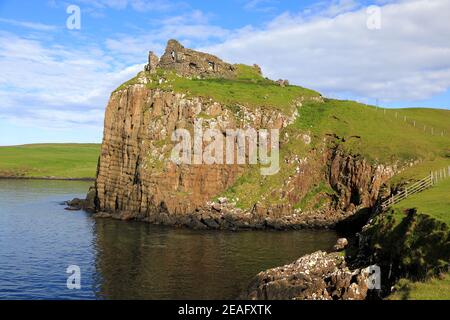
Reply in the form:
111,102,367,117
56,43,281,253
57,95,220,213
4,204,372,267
241,251,369,300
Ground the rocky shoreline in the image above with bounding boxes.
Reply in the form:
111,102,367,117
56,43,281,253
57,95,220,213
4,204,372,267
240,250,370,300
66,194,358,230
238,207,450,300
92,209,353,230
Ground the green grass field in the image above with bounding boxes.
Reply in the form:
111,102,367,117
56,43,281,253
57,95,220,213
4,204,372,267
116,67,321,114
387,167,450,300
296,100,450,164
388,274,450,300
0,144,100,179
393,178,450,225
217,97,450,210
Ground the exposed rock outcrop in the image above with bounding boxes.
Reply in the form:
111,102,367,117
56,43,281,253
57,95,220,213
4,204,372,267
241,251,369,300
94,83,295,223
66,186,96,212
88,39,395,230
156,39,238,79
144,51,159,73
328,148,396,211
333,238,349,251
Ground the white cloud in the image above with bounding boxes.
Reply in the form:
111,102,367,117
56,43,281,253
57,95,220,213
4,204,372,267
206,0,450,101
105,10,230,63
0,31,143,130
0,18,58,31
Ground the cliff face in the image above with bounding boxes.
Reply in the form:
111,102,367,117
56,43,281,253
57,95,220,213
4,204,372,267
93,40,395,229
95,82,294,222
328,148,395,211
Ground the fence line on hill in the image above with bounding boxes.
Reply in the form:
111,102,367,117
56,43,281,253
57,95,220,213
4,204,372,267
372,105,449,137
380,165,450,211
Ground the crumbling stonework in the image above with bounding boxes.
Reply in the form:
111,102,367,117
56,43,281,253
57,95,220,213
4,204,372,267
156,39,237,78
144,51,159,73
276,79,290,87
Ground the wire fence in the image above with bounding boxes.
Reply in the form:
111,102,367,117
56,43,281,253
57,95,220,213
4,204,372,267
371,105,449,137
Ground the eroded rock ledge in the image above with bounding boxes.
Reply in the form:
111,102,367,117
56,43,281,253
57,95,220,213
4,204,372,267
240,251,369,300
93,197,356,230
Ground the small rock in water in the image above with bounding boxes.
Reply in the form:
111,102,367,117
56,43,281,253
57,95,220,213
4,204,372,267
333,238,349,251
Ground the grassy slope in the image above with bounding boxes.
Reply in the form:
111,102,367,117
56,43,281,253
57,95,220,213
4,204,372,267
385,169,450,299
0,144,100,179
219,98,450,210
393,178,450,225
297,100,450,164
388,274,450,300
168,78,319,114
117,66,321,114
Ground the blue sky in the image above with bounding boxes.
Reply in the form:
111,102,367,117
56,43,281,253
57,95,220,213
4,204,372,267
0,0,449,145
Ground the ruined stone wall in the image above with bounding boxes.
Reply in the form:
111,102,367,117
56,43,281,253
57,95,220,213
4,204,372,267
156,39,237,78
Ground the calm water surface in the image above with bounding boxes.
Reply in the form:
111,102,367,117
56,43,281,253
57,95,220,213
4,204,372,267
0,179,338,299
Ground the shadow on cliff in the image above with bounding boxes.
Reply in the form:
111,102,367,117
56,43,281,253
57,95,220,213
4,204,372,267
334,207,373,236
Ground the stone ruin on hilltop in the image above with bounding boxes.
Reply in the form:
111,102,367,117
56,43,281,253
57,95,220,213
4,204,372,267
145,39,261,79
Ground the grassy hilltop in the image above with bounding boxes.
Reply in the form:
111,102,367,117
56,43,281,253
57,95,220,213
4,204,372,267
0,143,100,179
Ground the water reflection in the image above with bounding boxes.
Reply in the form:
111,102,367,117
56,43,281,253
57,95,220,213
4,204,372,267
0,179,338,300
93,219,338,299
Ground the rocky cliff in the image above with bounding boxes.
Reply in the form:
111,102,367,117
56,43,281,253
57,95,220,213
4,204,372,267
95,84,293,223
91,40,396,229
241,251,370,300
